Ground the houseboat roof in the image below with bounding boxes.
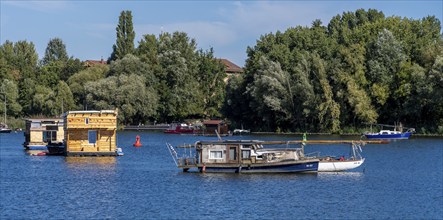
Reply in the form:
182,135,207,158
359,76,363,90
64,110,117,115
25,118,63,122
202,120,224,125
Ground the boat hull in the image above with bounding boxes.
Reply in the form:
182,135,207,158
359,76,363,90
25,145,48,151
365,132,412,139
0,129,12,133
196,161,319,173
318,158,365,172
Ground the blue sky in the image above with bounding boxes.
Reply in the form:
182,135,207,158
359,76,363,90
1,1,442,67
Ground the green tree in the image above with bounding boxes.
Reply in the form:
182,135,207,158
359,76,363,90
0,79,22,118
31,85,55,116
19,78,37,116
155,32,202,122
52,81,76,115
110,10,135,61
67,64,109,110
196,49,226,118
42,38,68,65
367,29,406,107
85,74,158,124
248,56,295,130
222,74,248,129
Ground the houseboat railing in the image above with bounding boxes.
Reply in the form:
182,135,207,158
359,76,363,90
166,143,178,166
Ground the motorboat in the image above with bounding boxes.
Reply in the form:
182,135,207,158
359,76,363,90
167,140,319,173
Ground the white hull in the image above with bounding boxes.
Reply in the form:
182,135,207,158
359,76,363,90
318,158,365,172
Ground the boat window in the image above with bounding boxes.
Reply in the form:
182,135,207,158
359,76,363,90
242,145,251,149
44,131,57,142
85,118,89,124
209,150,223,159
88,130,97,144
229,147,237,160
242,150,250,159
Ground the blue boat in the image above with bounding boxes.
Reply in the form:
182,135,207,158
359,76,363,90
364,129,414,139
167,140,319,173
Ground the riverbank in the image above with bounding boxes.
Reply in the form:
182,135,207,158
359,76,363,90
250,131,443,137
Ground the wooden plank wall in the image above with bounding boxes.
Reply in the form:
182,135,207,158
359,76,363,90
64,111,117,154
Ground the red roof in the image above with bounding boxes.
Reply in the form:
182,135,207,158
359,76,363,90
218,59,243,74
84,59,107,66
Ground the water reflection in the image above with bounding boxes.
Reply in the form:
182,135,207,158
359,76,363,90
25,149,48,155
317,171,364,180
65,157,116,164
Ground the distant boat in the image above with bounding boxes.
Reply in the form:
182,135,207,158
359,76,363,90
364,123,414,140
0,123,12,133
232,129,250,135
364,129,414,139
164,123,197,134
1,95,12,133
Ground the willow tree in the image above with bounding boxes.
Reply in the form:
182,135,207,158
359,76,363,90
248,56,297,131
110,10,135,61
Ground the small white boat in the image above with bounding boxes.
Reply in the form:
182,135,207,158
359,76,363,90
303,140,378,172
232,129,250,135
318,158,365,172
0,123,12,133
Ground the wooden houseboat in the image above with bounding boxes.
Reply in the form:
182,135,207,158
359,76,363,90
23,118,64,151
202,120,229,136
64,110,122,156
167,140,319,173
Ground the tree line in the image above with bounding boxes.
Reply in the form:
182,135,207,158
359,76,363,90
1,9,442,133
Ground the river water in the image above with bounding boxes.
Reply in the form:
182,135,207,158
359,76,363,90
1,131,442,219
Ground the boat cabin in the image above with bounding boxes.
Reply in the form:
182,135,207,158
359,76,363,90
23,118,64,149
64,110,120,156
202,120,228,136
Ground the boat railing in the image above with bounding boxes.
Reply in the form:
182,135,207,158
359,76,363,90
305,151,321,158
167,143,198,167
177,157,197,167
166,143,179,166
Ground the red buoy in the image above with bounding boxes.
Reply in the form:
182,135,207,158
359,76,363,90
133,135,142,147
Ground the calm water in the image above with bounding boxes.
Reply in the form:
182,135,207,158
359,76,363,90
1,131,442,219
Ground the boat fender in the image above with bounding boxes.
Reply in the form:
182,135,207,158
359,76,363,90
32,152,46,156
202,165,206,173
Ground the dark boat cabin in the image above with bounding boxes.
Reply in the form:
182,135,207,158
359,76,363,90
202,120,228,136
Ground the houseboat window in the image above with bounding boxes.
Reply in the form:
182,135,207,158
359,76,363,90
85,118,89,124
88,130,97,144
42,132,47,142
242,150,250,159
229,147,237,160
44,131,57,142
209,151,223,159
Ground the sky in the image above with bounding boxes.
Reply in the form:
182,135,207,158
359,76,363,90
1,1,442,67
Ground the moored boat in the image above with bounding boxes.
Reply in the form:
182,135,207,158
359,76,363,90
1,95,12,133
0,123,12,133
164,123,196,134
306,141,367,172
363,123,414,140
167,140,319,173
233,129,250,135
364,129,414,139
